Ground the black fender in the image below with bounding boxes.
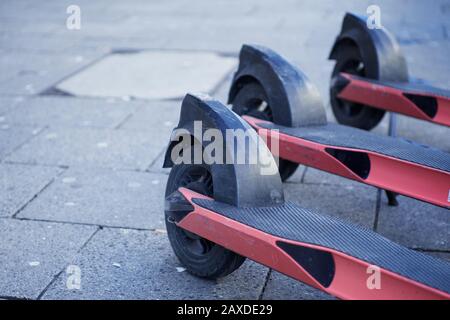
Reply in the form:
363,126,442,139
228,44,327,127
163,93,284,208
329,13,408,82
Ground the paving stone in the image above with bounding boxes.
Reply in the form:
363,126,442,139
0,51,103,95
0,163,62,217
302,167,361,186
211,72,234,103
119,100,181,138
0,124,41,160
0,218,97,299
73,35,170,54
0,96,26,115
262,271,335,300
403,41,450,88
0,17,59,35
376,196,449,251
2,96,141,129
41,227,268,299
147,149,171,175
284,181,378,228
56,51,237,100
0,32,82,54
6,127,165,170
18,168,168,229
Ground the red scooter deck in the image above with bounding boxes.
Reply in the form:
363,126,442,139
244,116,450,208
176,188,450,300
335,72,450,127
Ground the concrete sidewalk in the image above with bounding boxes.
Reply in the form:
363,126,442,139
0,0,449,299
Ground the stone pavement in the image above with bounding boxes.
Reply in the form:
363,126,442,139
0,0,449,300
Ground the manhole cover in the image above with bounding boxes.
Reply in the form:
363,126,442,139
55,50,236,100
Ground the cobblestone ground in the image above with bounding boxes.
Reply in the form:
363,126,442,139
0,0,449,299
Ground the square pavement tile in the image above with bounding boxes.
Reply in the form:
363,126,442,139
147,149,170,175
262,271,335,300
1,96,142,129
284,181,378,228
55,50,237,100
119,100,180,137
0,124,41,160
41,228,269,299
0,163,62,217
18,168,168,230
5,127,165,170
0,219,97,299
376,196,449,251
0,51,103,95
403,41,450,89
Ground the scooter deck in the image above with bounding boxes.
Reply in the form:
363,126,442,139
335,73,450,127
177,188,450,299
244,116,450,207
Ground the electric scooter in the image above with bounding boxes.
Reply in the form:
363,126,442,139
227,44,450,208
163,93,450,299
329,13,450,130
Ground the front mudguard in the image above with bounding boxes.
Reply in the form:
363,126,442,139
329,13,408,82
163,93,284,208
228,45,327,127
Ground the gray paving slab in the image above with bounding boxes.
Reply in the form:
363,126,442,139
147,149,171,175
41,227,269,299
0,18,59,34
403,42,450,88
119,100,181,137
284,180,378,228
56,51,237,100
18,168,168,230
262,271,335,300
0,32,82,54
0,96,26,116
0,218,97,299
5,127,165,170
72,35,170,54
395,115,450,152
211,72,234,103
1,96,141,129
0,163,62,217
280,165,307,184
302,167,361,186
0,124,41,160
0,51,104,95
376,196,449,251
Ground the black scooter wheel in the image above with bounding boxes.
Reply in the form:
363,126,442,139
330,45,385,130
165,164,245,279
230,81,299,181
